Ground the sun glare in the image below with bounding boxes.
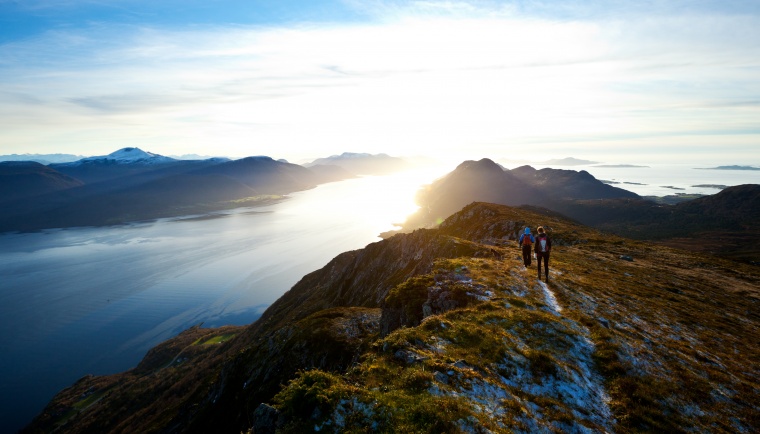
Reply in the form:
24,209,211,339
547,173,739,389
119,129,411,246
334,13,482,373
283,165,451,235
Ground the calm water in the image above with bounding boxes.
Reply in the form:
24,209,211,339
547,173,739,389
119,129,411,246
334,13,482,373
0,168,445,433
1,163,757,432
531,163,760,197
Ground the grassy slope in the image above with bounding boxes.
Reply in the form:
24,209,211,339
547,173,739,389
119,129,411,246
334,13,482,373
271,203,760,433
25,203,760,434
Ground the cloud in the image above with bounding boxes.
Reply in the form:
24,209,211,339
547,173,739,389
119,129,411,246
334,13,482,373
1,2,759,162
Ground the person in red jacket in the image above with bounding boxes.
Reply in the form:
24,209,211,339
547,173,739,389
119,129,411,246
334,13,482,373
535,226,552,282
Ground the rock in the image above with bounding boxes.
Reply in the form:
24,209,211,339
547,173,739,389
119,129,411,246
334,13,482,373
619,255,634,261
251,403,280,434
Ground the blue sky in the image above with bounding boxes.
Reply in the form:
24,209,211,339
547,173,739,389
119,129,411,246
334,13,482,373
1,0,759,164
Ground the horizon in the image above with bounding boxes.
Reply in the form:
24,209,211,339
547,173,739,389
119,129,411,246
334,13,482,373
1,1,760,165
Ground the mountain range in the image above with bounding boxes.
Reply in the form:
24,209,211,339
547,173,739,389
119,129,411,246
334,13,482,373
0,148,389,232
24,202,760,433
304,152,409,175
401,158,760,263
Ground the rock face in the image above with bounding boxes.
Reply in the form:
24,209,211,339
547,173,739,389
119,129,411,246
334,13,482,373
25,202,760,434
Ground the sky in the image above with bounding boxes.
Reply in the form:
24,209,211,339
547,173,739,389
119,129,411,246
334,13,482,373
0,0,759,165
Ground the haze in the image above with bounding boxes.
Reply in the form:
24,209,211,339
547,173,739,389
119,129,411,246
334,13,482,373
1,0,759,165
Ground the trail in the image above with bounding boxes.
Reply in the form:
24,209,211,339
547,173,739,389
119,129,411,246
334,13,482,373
538,280,562,313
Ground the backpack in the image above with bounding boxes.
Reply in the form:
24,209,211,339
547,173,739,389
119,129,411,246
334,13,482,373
521,235,532,246
537,235,548,253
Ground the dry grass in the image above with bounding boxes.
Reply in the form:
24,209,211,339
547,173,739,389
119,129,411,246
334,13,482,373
273,203,760,433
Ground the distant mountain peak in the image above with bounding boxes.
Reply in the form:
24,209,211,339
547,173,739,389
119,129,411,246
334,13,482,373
71,147,175,165
305,152,407,175
455,158,504,172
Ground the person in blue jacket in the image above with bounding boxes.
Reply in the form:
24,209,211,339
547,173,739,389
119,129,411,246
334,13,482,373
518,227,535,267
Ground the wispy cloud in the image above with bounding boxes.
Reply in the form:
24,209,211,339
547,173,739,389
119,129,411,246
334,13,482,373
0,1,759,163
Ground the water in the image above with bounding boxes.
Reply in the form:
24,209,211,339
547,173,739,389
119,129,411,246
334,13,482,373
0,168,446,433
512,163,760,197
1,163,757,432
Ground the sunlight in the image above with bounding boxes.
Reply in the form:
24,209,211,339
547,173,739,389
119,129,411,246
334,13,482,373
283,165,452,234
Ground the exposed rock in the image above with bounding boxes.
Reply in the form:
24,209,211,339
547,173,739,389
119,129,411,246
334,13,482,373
251,403,280,434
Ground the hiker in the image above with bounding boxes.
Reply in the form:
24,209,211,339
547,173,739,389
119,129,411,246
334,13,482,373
535,226,552,282
518,227,534,267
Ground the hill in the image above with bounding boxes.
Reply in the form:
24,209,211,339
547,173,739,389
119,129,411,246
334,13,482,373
400,159,760,263
403,158,637,229
25,203,760,433
0,161,83,203
305,152,409,175
543,184,760,262
0,151,353,233
0,153,84,164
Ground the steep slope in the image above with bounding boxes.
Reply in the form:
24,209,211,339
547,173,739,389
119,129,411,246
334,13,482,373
25,203,759,433
0,161,83,203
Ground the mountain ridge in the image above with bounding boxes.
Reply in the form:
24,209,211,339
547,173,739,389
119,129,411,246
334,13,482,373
401,158,760,262
0,150,354,233
24,202,760,433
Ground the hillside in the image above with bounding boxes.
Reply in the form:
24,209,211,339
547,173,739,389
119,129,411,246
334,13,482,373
403,158,637,229
0,161,84,203
25,203,760,433
545,184,760,262
400,159,760,263
0,152,352,233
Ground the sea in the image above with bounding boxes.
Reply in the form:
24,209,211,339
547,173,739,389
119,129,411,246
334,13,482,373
0,163,757,432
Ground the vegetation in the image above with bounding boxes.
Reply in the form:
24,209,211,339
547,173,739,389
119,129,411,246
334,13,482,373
25,202,760,434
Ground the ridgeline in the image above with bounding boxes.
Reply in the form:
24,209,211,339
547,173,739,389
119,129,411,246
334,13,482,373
24,203,760,433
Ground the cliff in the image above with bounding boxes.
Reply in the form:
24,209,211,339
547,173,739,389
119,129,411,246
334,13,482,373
25,203,760,433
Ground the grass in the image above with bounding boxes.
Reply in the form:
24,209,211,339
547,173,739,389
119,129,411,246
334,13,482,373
193,333,237,346
271,203,760,433
29,202,760,434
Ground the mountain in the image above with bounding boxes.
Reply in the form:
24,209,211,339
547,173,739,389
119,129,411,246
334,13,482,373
49,147,180,184
403,158,637,229
400,159,760,262
0,161,84,203
0,153,84,164
68,147,177,166
305,152,409,175
533,184,760,262
24,202,760,433
0,151,352,233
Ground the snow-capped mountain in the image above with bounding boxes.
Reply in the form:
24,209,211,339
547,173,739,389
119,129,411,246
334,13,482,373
67,147,176,166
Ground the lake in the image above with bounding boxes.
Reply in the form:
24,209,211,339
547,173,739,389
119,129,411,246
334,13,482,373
1,162,757,432
0,167,447,433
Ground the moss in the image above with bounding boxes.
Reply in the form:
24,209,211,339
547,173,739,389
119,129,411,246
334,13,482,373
274,370,352,427
385,275,435,325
